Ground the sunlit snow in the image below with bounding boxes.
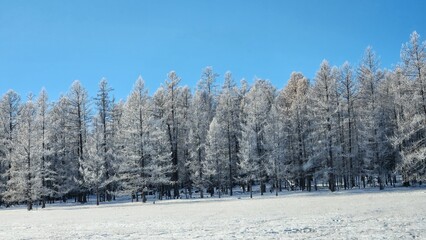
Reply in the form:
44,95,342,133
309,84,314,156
1,188,425,239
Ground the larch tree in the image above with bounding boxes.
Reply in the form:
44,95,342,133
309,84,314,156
189,67,217,198
273,85,293,190
120,77,151,202
6,94,41,210
189,92,210,198
177,86,192,198
236,79,250,193
265,97,286,195
238,117,257,198
393,31,426,182
0,90,21,204
337,62,359,188
164,71,181,198
377,72,399,183
151,86,169,198
239,79,275,195
205,117,226,197
190,67,217,198
36,88,52,208
84,116,105,205
47,96,75,200
357,47,387,189
279,72,311,190
147,111,173,201
110,99,125,195
213,72,241,196
67,81,90,202
94,78,115,201
310,60,339,192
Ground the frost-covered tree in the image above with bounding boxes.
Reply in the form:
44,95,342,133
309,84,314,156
84,117,105,205
357,47,389,189
265,99,286,195
35,88,53,208
393,32,426,182
0,90,21,204
146,116,173,200
94,78,116,201
401,31,426,117
212,72,241,196
188,67,217,198
188,90,209,198
120,77,151,202
5,94,41,210
177,87,192,198
279,72,311,190
238,120,257,198
67,81,90,202
47,96,75,200
377,72,399,182
164,71,181,198
337,62,359,188
239,79,275,195
109,99,125,195
309,60,339,192
205,117,226,197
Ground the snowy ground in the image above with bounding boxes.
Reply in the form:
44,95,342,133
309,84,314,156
0,188,425,239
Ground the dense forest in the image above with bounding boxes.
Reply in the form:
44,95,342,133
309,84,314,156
0,32,425,210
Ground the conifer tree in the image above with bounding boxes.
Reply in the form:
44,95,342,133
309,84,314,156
67,81,90,202
239,79,275,195
5,94,40,210
0,90,21,204
120,77,151,202
310,60,339,192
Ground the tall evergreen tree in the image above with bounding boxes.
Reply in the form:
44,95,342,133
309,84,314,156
0,90,21,204
310,60,339,192
213,72,241,196
94,78,115,201
48,96,75,200
177,87,192,198
36,88,52,208
162,71,185,198
120,77,151,202
357,47,387,189
279,72,311,190
337,62,359,188
393,32,426,183
67,81,90,202
239,79,275,195
188,67,217,198
84,117,105,205
205,117,226,197
147,113,173,200
5,94,41,210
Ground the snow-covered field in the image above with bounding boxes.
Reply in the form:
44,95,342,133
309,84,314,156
1,188,425,239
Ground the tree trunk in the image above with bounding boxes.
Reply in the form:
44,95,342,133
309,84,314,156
227,123,233,196
275,178,279,196
249,181,253,199
96,186,99,206
142,192,147,203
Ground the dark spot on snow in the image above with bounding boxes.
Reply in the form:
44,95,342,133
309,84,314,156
284,227,315,234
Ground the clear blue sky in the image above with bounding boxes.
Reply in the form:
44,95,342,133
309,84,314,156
0,0,425,101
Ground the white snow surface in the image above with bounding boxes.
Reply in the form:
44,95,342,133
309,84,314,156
1,188,425,239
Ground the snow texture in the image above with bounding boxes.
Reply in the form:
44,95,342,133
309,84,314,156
0,188,425,239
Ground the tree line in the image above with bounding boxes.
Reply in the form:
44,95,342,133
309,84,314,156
0,32,425,210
